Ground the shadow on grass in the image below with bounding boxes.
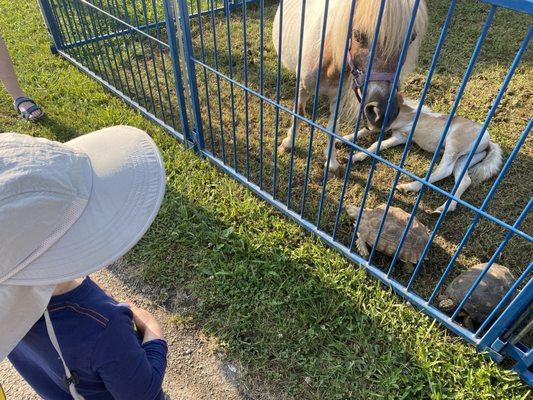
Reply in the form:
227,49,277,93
107,165,527,398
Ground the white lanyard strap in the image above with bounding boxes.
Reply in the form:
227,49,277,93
43,310,85,400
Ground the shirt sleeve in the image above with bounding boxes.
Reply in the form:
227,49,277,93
91,306,168,400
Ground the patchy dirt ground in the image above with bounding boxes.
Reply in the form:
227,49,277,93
0,263,251,400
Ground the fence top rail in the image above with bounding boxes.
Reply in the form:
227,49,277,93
481,0,533,14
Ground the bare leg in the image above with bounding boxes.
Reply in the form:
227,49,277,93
352,131,407,162
279,86,308,153
433,151,486,214
0,36,43,120
398,151,459,193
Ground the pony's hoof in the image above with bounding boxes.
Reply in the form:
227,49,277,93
278,143,292,154
327,167,342,179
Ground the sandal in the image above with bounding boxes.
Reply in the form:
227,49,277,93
13,97,45,122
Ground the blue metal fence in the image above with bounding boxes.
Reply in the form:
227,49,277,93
39,0,532,384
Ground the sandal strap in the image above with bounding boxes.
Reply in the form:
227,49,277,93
14,96,35,111
22,104,41,116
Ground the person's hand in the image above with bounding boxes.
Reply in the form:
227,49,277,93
127,303,165,344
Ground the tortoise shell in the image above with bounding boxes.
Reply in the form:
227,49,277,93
441,263,515,323
359,205,429,264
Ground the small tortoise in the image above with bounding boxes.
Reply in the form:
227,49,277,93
439,263,515,329
346,204,430,272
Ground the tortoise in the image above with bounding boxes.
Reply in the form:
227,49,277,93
345,204,430,272
439,263,515,330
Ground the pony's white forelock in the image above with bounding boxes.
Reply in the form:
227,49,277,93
331,0,428,128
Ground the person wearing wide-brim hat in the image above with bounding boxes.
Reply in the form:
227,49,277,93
0,126,168,400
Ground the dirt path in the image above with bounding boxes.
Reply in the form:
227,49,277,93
0,264,246,400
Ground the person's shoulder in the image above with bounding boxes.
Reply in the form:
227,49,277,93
49,278,133,329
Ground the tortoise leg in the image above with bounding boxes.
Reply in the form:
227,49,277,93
356,237,370,258
403,262,415,275
461,314,475,331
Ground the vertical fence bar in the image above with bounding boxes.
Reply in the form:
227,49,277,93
208,0,227,162
222,0,239,169
194,0,216,153
299,0,330,217
258,0,265,189
241,0,251,180
272,0,284,199
150,0,179,130
285,0,307,210
175,0,206,150
164,0,192,141
38,0,65,52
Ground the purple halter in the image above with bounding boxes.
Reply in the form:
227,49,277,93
346,40,396,103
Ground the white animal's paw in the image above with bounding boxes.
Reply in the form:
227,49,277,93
432,203,456,215
398,182,421,194
342,134,355,144
353,152,367,162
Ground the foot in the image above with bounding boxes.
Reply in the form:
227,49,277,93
398,181,422,194
278,138,292,154
325,160,341,179
432,202,457,215
353,151,367,162
14,97,44,122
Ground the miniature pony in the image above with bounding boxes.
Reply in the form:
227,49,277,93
273,0,428,175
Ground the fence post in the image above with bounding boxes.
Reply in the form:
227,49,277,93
38,0,65,54
172,0,206,152
163,0,193,146
478,278,533,353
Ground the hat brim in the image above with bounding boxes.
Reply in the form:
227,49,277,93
5,126,165,285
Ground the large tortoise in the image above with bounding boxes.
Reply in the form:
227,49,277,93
439,263,515,330
345,204,430,272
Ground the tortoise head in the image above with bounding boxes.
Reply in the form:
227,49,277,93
438,296,455,312
346,205,362,219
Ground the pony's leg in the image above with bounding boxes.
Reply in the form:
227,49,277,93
434,151,486,214
398,150,459,193
279,86,309,153
325,100,342,176
353,131,407,162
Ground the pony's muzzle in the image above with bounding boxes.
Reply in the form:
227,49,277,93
364,99,400,130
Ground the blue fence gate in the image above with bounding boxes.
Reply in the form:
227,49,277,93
38,0,532,384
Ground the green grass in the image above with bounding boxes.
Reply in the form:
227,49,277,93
0,0,531,398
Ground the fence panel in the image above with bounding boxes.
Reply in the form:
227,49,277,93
39,0,532,384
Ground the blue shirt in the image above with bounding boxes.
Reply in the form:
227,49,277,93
9,277,167,400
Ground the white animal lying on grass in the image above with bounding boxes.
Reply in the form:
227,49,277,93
343,97,502,214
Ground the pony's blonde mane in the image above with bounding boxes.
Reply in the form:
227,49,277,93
330,0,428,128
331,0,427,70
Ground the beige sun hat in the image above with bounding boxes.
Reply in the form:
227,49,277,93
0,126,166,360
